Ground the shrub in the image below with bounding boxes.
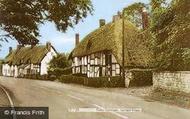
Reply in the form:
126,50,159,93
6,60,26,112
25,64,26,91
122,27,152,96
48,67,72,78
129,71,153,87
58,75,125,88
59,75,85,84
0,64,2,76
22,74,56,81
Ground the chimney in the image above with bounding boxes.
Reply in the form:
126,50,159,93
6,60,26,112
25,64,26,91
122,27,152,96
113,11,122,22
142,8,149,30
9,47,12,53
117,11,122,18
75,33,79,47
31,43,36,48
99,19,106,27
46,42,51,51
17,44,22,50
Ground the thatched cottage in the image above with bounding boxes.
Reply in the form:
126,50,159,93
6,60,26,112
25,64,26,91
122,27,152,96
69,13,153,86
2,42,57,77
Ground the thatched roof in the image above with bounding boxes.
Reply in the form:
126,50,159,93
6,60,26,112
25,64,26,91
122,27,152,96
70,19,153,68
4,45,53,65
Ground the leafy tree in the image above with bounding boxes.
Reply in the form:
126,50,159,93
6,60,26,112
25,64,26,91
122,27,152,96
150,0,167,28
48,53,72,77
49,53,71,69
124,2,147,29
123,0,168,30
0,0,93,45
152,0,190,70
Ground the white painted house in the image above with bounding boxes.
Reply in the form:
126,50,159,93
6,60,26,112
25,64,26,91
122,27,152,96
2,42,57,77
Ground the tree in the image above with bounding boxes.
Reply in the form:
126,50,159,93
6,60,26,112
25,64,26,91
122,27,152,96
124,2,147,29
124,0,168,30
49,53,71,69
152,0,190,70
48,53,72,77
150,0,167,28
0,0,93,45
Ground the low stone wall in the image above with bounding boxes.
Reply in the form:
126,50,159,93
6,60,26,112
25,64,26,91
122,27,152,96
153,71,190,93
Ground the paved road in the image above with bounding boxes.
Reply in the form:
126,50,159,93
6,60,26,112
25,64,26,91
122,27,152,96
0,76,190,119
0,85,10,106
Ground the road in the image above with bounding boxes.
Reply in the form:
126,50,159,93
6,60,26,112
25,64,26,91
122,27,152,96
0,76,190,119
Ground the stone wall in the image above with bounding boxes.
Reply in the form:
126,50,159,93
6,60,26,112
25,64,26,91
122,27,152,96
153,71,190,93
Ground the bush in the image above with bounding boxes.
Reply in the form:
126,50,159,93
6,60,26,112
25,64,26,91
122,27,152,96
48,53,72,77
59,75,85,84
58,75,125,88
72,73,87,77
0,64,2,76
22,74,56,81
129,71,153,87
48,67,72,78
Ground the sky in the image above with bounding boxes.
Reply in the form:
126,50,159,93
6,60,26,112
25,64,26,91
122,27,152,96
0,0,149,59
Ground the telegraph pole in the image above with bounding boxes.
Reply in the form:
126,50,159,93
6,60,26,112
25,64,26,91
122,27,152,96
122,8,126,85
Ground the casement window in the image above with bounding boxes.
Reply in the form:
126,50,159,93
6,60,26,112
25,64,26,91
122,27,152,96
105,54,112,65
111,63,120,76
102,54,105,65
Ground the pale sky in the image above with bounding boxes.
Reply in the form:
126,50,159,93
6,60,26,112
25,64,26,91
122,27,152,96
0,0,149,59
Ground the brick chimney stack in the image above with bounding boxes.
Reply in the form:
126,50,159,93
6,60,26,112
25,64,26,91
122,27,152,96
112,11,122,22
99,19,106,27
75,33,79,47
9,47,12,53
17,44,22,50
46,42,51,51
142,8,149,30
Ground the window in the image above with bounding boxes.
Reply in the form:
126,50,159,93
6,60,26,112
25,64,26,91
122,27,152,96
105,54,112,65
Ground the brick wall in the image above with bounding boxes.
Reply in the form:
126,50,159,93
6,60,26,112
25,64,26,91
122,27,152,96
153,71,190,93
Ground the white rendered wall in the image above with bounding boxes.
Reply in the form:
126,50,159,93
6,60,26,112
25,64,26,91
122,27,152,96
40,47,57,75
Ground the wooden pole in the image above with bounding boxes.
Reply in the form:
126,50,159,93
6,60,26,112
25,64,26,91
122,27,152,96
122,8,125,85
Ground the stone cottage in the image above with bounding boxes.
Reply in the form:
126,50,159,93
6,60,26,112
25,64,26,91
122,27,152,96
2,42,57,77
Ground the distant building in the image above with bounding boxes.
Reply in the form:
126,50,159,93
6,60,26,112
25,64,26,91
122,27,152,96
0,59,3,76
2,42,57,77
69,12,153,86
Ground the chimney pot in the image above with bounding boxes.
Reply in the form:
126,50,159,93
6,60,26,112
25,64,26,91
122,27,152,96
113,15,121,22
9,47,12,53
117,11,121,17
75,33,79,46
17,44,22,50
142,8,149,30
46,42,51,51
99,19,106,27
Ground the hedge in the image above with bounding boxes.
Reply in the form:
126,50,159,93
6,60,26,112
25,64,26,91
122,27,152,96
129,71,153,87
48,67,72,78
0,64,2,76
19,74,56,81
58,75,125,88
